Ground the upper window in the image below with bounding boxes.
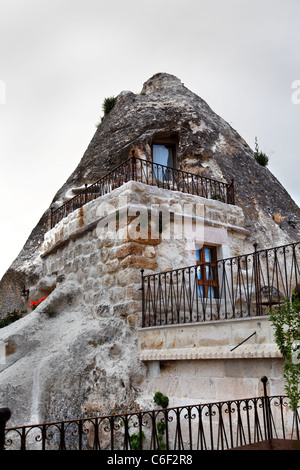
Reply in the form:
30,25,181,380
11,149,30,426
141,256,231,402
152,144,175,168
152,143,176,182
196,245,219,299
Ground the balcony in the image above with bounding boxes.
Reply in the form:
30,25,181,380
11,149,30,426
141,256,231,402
141,241,300,328
50,152,235,228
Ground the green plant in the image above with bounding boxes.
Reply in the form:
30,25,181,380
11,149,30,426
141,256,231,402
0,309,26,329
119,393,169,450
129,431,145,450
157,421,166,433
156,421,166,450
153,391,169,409
254,137,269,167
269,294,300,410
41,303,58,318
153,393,169,449
102,96,117,116
211,193,225,203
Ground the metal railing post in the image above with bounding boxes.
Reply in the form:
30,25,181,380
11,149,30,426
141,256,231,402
261,376,273,440
50,207,54,229
253,243,262,316
230,178,235,205
0,407,11,450
140,269,145,327
131,150,136,181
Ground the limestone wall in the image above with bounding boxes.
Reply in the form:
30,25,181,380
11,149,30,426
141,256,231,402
138,316,283,407
0,181,284,428
35,181,248,321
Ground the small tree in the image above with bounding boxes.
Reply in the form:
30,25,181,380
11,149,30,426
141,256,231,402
254,137,269,167
269,294,300,411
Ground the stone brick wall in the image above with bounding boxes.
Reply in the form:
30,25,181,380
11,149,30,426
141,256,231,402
36,180,249,324
139,316,283,405
0,181,285,426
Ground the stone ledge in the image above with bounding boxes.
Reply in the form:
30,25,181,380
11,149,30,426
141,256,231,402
138,315,271,331
44,180,247,257
139,316,277,352
140,343,282,361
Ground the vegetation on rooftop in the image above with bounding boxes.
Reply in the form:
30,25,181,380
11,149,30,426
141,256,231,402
254,137,269,167
102,96,117,116
96,95,117,127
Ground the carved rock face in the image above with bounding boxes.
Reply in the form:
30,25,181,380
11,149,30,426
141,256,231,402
1,72,300,314
0,74,299,429
58,72,300,242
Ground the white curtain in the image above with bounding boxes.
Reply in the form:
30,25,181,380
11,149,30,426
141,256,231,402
153,145,173,166
153,145,174,181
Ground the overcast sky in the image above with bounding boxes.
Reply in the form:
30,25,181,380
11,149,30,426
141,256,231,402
0,0,299,281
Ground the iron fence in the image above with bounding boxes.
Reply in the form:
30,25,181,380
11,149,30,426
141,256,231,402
141,241,300,327
1,378,299,450
50,152,235,228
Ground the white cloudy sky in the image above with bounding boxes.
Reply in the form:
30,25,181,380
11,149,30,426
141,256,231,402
0,0,299,280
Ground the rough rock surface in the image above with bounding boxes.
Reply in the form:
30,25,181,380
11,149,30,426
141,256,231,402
0,73,299,435
1,73,299,315
0,179,250,431
0,289,146,428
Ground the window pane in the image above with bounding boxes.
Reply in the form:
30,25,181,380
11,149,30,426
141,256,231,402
207,286,216,299
196,246,219,299
153,145,174,182
197,285,204,298
166,147,174,168
153,145,169,166
206,265,213,280
197,265,202,280
205,247,216,262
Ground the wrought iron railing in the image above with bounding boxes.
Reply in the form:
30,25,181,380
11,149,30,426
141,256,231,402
141,241,300,327
50,152,235,228
1,378,299,450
